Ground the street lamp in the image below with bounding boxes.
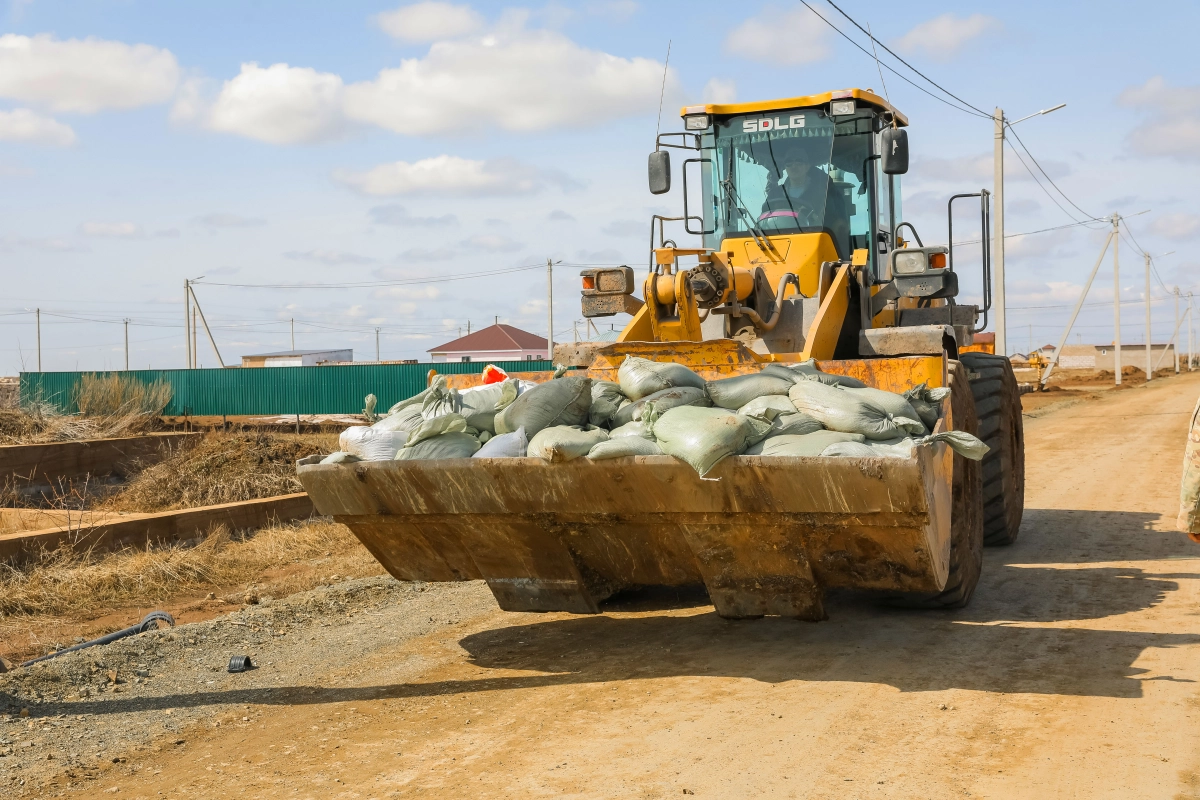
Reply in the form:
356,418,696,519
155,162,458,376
992,103,1066,356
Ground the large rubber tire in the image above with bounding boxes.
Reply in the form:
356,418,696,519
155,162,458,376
887,359,983,608
960,352,1026,546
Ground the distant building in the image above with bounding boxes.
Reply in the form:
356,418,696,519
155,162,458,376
241,348,352,368
427,324,548,362
1057,343,1175,370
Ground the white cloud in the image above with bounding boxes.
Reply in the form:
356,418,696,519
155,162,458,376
399,246,457,261
702,78,737,104
894,14,1001,61
3,235,88,252
577,247,626,262
585,1,639,21
333,155,557,196
548,209,575,222
284,249,375,265
912,152,1070,183
462,233,522,252
371,285,441,300
0,108,76,146
1149,212,1200,240
175,63,347,145
375,2,484,43
724,6,830,66
1119,77,1200,162
79,221,143,238
368,204,458,227
194,213,267,228
0,33,178,113
601,219,645,238
343,24,673,135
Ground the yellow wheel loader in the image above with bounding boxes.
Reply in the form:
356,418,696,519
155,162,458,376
298,89,1025,619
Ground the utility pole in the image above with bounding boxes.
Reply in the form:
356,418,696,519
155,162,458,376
993,107,1006,356
1039,228,1114,387
36,307,41,372
188,285,225,368
1190,292,1195,370
1144,252,1152,381
290,318,295,351
1175,288,1182,373
124,318,130,371
546,258,555,360
184,280,192,369
1112,214,1121,386
375,327,380,362
192,304,199,369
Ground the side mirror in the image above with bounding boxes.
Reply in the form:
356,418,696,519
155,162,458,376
648,150,671,195
881,128,909,175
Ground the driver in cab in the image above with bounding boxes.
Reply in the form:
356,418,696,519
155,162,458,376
758,143,849,249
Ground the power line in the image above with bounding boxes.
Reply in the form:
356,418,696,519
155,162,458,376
193,261,628,290
821,0,993,118
1004,123,1101,222
1003,139,1090,225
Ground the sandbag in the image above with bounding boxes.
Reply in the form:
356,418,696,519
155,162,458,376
765,359,867,388
494,376,592,436
743,430,866,456
394,432,481,460
372,401,426,433
737,394,798,421
821,440,915,459
420,375,460,420
651,406,757,477
617,356,706,400
405,413,469,447
904,383,952,430
587,436,664,460
841,386,929,435
319,451,362,464
458,379,520,433
706,373,793,409
788,380,922,440
589,380,626,427
608,420,654,440
528,425,609,463
386,386,430,416
609,385,710,428
766,411,825,437
338,426,408,461
473,427,528,458
917,430,990,461
363,393,378,423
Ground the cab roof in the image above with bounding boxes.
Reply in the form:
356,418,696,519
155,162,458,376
681,88,908,127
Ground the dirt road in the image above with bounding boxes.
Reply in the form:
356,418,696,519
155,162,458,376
6,371,1200,798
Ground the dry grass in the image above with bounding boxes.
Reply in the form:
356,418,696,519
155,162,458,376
0,518,382,621
0,375,171,445
101,430,338,512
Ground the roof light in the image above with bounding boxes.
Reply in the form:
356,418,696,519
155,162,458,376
830,99,856,117
684,114,710,131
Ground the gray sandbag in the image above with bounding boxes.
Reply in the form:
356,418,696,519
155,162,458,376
788,380,923,440
458,379,520,433
918,430,989,461
338,426,408,461
589,380,626,427
821,440,916,459
494,376,592,436
319,451,362,464
765,359,867,388
528,425,609,463
587,436,664,460
394,432,481,460
610,385,710,428
617,356,706,400
904,383,952,430
766,411,825,438
608,420,654,439
386,386,430,415
650,406,761,477
737,394,798,420
705,373,793,409
743,430,866,456
473,426,528,458
822,431,989,461
841,386,929,435
405,413,469,447
363,393,378,423
420,375,460,420
372,401,426,433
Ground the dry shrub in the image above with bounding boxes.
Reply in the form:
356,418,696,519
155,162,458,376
101,430,338,512
0,376,171,444
0,518,381,619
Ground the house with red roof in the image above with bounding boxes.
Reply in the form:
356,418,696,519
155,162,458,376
426,323,548,362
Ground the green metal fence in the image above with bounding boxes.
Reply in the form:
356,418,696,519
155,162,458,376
19,360,555,417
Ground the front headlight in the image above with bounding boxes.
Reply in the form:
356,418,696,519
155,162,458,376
830,99,856,116
893,251,928,275
683,114,710,131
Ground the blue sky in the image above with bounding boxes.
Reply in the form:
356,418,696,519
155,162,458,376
1,0,1197,371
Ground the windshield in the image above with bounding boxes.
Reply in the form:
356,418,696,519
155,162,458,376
704,111,876,259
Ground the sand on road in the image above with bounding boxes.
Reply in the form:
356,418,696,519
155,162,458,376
19,371,1200,799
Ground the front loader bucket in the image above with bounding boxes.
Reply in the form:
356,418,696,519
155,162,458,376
297,437,954,620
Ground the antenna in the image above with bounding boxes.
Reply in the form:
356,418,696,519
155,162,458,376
865,21,890,105
655,40,672,139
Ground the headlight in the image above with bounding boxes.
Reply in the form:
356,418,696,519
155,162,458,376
683,114,710,131
893,251,928,275
830,99,856,116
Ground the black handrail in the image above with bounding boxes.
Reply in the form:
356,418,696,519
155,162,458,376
947,190,992,333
